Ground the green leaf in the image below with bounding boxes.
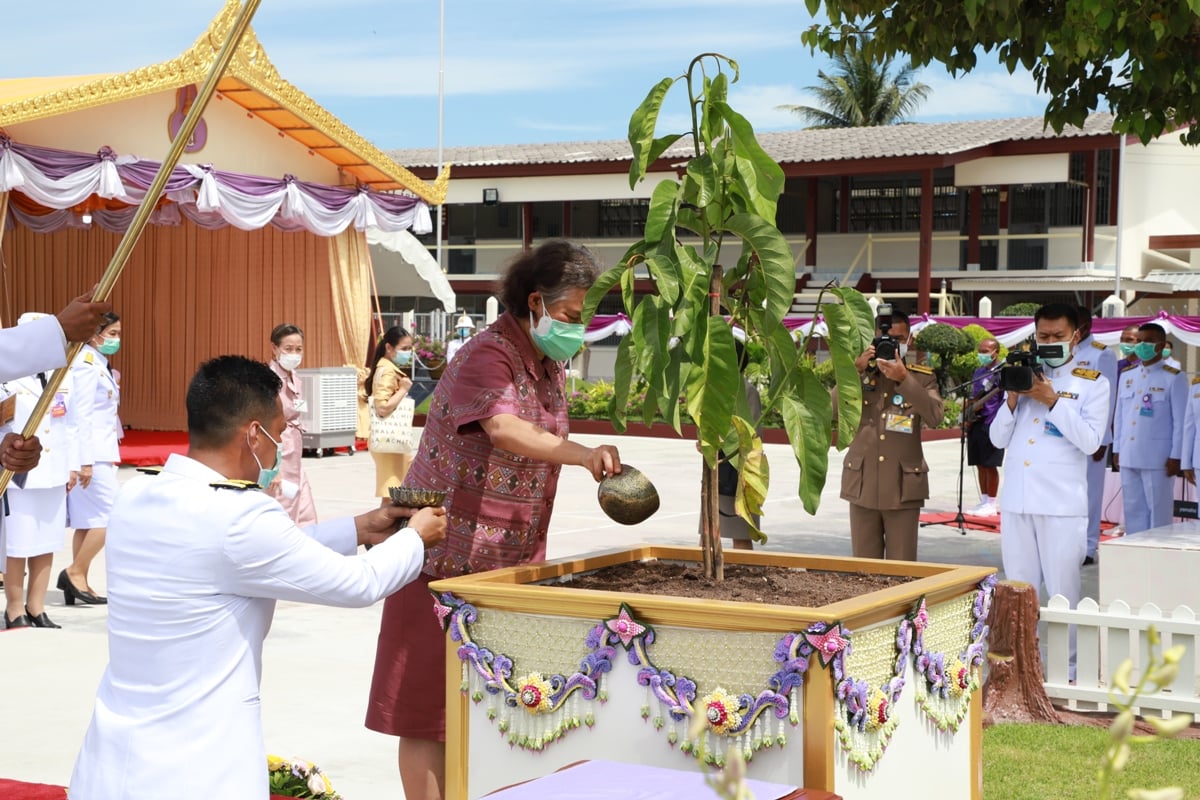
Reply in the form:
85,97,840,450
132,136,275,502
821,298,867,449
644,254,682,307
730,415,768,543
781,366,833,514
583,263,626,323
712,100,785,215
628,77,677,188
685,153,719,211
608,335,634,433
644,179,681,246
722,213,796,329
620,263,636,314
701,72,730,149
670,245,711,337
685,315,739,462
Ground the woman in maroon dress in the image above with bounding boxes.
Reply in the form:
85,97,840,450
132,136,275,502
365,240,622,800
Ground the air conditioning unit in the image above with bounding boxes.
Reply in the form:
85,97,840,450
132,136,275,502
294,367,358,456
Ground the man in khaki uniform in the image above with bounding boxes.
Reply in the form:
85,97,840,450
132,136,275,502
840,308,944,561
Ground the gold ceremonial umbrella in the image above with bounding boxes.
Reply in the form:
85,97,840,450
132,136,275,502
0,0,264,495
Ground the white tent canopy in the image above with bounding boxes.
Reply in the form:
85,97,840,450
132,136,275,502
366,228,456,312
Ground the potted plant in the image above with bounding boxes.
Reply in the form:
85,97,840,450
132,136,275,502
430,55,994,800
412,334,448,379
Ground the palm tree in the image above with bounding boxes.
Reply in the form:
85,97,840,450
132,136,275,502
779,46,931,128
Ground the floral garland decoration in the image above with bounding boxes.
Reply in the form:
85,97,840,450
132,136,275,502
605,604,801,767
266,755,342,799
806,617,906,772
434,591,615,752
912,575,996,732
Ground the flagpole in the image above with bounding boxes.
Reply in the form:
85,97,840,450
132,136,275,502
435,0,446,284
0,0,264,495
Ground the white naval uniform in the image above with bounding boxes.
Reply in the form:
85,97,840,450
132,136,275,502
1180,376,1200,481
66,344,122,528
1113,359,1188,535
69,454,428,800
1073,335,1119,557
1,372,78,557
0,315,68,381
990,360,1109,623
0,315,70,540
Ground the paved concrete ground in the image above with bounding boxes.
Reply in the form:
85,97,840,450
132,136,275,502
0,433,1100,797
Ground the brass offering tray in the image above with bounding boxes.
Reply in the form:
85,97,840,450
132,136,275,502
389,486,447,508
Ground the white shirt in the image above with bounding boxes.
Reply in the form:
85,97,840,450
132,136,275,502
0,315,67,382
69,454,427,800
1113,359,1188,468
0,371,79,487
69,344,122,465
990,358,1110,517
1072,334,1119,447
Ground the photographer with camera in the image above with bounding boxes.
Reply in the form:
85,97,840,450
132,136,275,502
989,304,1109,673
1112,323,1187,535
840,306,943,561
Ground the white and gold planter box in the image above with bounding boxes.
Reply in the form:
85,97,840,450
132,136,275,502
430,546,996,800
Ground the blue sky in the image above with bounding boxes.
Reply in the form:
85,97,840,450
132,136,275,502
0,0,1052,151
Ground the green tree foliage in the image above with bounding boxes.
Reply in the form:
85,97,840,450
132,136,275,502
584,54,875,579
999,302,1039,317
778,41,931,128
801,0,1200,145
913,322,973,392
948,323,1007,387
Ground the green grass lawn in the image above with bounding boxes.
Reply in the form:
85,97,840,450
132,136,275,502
984,723,1200,799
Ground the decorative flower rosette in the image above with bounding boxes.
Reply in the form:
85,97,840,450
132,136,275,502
267,754,342,799
911,575,996,732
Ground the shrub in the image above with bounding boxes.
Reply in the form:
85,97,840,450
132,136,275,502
947,324,1008,389
999,302,1038,317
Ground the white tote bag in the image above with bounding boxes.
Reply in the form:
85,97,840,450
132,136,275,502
368,396,415,455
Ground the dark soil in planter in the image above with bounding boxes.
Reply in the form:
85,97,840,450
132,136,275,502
560,561,913,606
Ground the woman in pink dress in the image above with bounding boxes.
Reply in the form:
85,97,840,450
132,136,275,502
365,240,623,800
267,323,317,528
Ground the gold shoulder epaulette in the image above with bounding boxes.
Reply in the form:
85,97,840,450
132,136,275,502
210,479,261,491
1191,375,1200,385
1164,365,1181,374
136,466,163,475
83,352,95,365
1072,368,1101,380
908,363,934,375
1091,340,1107,350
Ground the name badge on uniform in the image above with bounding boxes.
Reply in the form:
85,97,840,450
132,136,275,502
885,413,914,434
0,394,14,426
1044,420,1065,438
1056,391,1079,400
50,392,67,418
1140,393,1154,417
294,398,308,413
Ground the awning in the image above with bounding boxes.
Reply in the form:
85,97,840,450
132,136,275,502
366,228,456,313
949,274,1174,294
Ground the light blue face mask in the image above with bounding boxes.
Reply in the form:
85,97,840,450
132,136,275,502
98,337,120,356
529,299,585,361
392,350,414,367
250,424,283,489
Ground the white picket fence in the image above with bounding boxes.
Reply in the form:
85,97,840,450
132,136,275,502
1040,595,1200,719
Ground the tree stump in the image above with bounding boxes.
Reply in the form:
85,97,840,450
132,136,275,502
982,580,1061,724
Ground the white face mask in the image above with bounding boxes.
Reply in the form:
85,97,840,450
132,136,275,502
898,343,909,361
278,353,302,371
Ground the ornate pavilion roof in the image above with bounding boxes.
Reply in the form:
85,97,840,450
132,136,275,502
0,0,447,204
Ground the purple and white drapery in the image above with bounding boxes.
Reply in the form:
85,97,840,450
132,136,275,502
0,136,431,236
910,311,1200,348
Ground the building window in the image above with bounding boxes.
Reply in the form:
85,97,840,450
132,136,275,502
847,172,960,232
597,199,650,237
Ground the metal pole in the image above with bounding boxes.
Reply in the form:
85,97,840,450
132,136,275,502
1114,134,1126,303
435,0,446,274
0,0,263,496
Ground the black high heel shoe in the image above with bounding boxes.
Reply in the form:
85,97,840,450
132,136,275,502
4,612,31,629
26,607,61,629
57,569,106,605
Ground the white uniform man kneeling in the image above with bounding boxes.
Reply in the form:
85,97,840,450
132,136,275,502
989,303,1110,675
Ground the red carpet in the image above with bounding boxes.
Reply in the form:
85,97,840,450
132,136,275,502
919,509,1120,539
0,779,292,799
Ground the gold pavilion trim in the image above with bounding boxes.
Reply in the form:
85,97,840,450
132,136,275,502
0,0,448,203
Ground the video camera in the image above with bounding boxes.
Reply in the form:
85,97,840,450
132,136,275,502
999,341,1066,392
872,303,900,362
